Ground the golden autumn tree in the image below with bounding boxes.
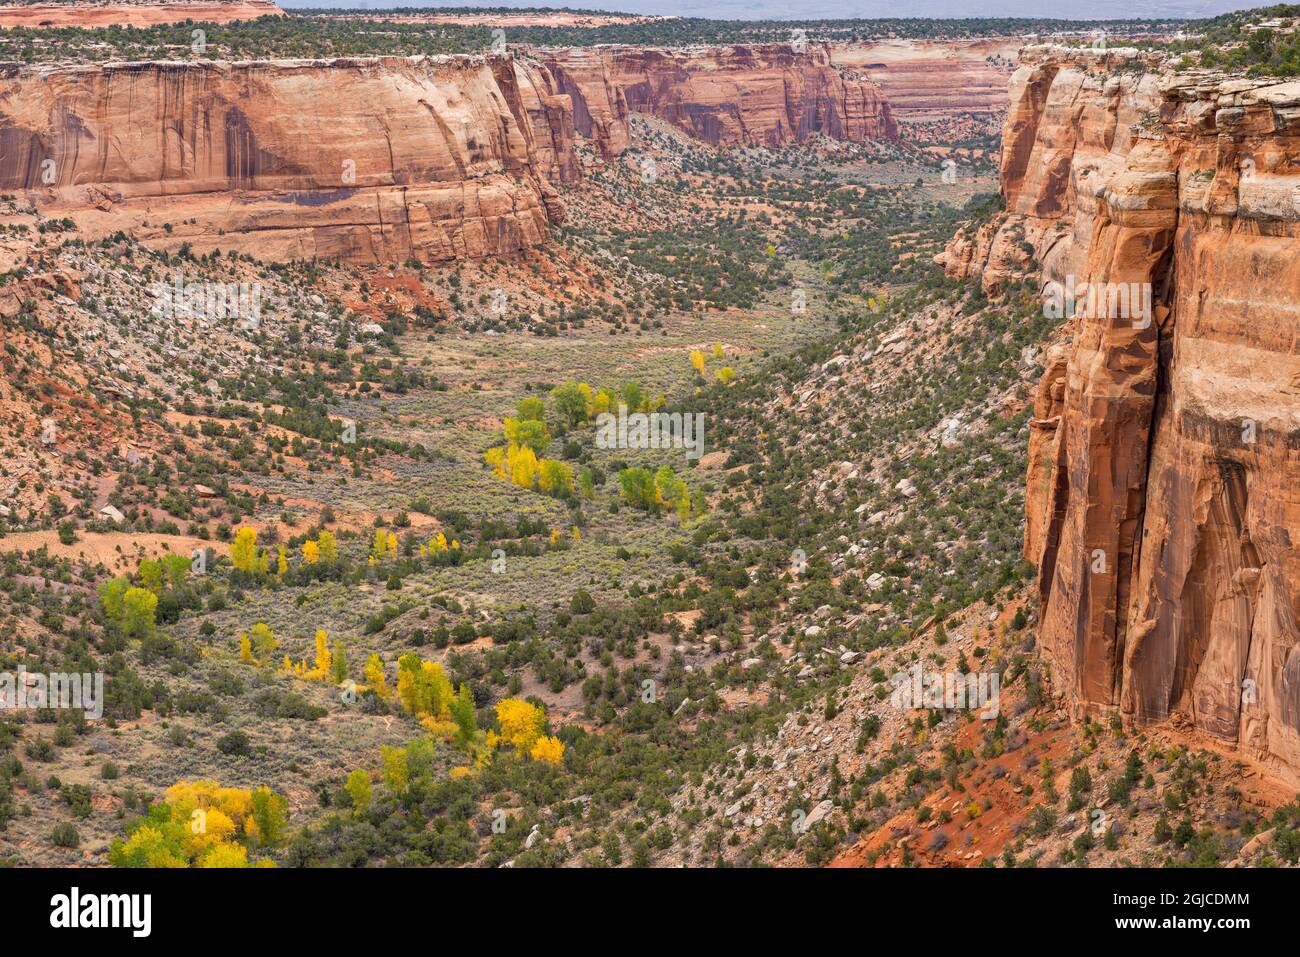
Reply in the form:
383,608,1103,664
509,444,539,489
317,530,338,564
364,653,390,697
109,780,283,869
248,622,277,660
345,770,371,814
531,735,565,766
381,746,409,797
310,629,331,679
230,527,258,574
495,698,546,756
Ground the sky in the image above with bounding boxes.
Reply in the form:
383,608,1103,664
279,0,1264,21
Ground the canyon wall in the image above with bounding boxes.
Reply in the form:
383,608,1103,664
540,42,897,153
0,43,894,264
0,55,574,263
944,47,1300,778
831,39,1019,121
0,1,283,29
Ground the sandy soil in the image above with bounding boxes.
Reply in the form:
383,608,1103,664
0,530,227,573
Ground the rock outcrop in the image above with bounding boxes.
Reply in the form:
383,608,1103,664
540,42,897,154
946,46,1300,778
831,39,1019,120
0,1,283,29
536,48,631,158
0,55,575,264
0,44,895,264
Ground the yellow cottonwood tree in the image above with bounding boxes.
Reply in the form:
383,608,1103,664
197,842,249,868
381,746,409,797
248,622,277,660
231,527,258,574
531,735,565,766
509,444,539,489
364,653,390,697
345,770,371,814
495,698,546,756
310,629,331,680
317,530,338,564
111,780,284,869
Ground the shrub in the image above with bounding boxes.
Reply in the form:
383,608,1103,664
51,823,80,848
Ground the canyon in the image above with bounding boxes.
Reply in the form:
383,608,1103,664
0,42,895,263
940,46,1300,780
4,6,1300,877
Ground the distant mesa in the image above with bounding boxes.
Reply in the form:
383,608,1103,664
0,0,285,30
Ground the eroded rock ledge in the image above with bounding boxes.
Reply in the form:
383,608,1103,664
0,55,574,264
941,45,1300,779
0,43,896,264
540,42,898,154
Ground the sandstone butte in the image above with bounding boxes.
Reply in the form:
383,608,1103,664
0,0,284,29
938,46,1300,782
0,43,894,264
541,42,898,153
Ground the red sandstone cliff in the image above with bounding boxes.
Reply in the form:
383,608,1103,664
0,55,574,264
831,39,1019,121
540,42,897,154
942,46,1300,779
0,0,283,29
0,44,892,264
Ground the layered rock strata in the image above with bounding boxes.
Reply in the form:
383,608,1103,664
830,39,1019,120
0,1,283,29
942,46,1300,777
0,55,572,263
540,42,897,154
